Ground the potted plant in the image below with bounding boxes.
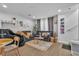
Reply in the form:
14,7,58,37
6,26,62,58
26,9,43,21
32,24,38,36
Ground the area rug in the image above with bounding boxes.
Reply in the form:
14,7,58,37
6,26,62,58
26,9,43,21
25,40,52,51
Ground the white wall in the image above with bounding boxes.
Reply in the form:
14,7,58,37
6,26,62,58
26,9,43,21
78,8,79,41
40,18,48,31
58,9,78,44
0,12,34,32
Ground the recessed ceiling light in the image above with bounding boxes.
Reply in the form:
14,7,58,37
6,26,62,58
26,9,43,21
28,14,31,16
68,7,71,10
33,16,36,18
2,4,7,8
58,9,61,12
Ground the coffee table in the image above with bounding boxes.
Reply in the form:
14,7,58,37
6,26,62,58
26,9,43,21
34,36,44,40
26,40,52,51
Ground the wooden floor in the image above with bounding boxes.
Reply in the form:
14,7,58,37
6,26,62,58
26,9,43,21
6,42,71,56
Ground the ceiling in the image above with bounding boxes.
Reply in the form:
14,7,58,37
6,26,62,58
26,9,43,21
0,3,78,19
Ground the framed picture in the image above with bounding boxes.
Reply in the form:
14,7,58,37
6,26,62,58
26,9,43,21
60,18,64,34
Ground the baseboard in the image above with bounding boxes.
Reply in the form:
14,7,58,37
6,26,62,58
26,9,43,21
58,40,69,45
